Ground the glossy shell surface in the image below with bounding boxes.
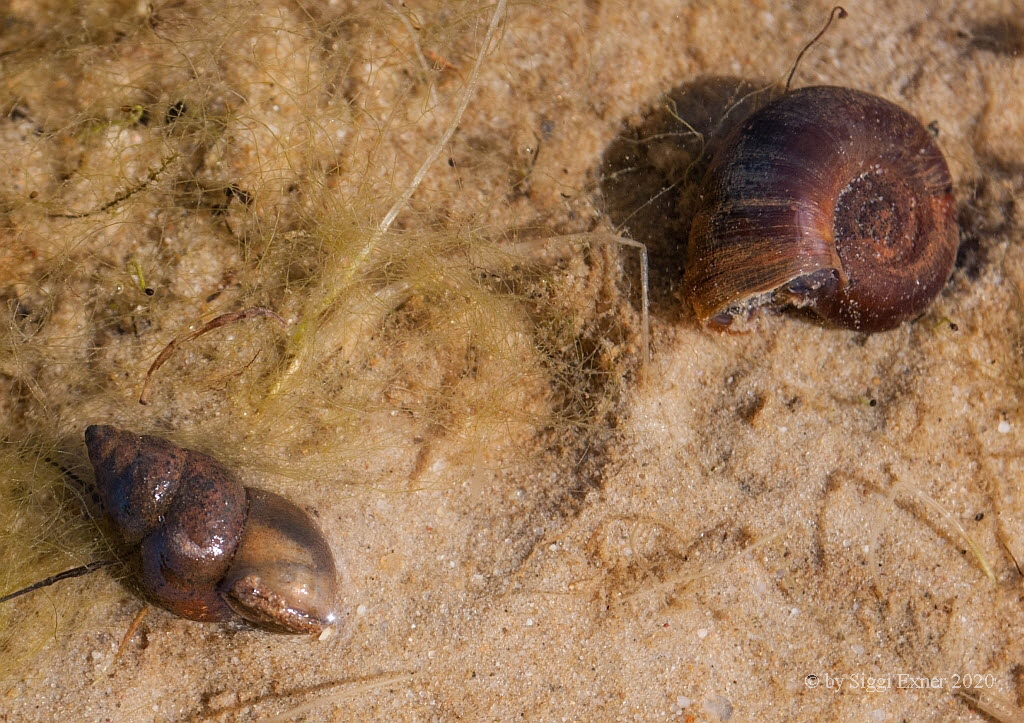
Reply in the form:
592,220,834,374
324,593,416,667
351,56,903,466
684,85,958,332
220,488,339,634
85,424,338,634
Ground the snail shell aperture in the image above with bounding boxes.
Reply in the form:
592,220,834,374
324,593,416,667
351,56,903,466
683,85,958,332
85,424,339,635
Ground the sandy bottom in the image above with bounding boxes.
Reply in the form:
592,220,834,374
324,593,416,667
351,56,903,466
1,0,1023,721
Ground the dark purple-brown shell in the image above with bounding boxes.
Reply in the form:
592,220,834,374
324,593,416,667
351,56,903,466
683,85,958,332
85,424,338,635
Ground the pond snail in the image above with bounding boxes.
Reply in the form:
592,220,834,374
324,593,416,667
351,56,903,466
84,424,339,635
683,84,959,332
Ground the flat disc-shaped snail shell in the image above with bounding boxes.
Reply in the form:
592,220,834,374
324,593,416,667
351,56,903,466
684,85,958,332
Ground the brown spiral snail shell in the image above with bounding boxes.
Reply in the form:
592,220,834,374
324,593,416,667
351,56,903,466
683,85,958,332
85,424,339,635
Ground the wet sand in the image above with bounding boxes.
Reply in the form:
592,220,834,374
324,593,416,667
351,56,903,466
1,1,1023,721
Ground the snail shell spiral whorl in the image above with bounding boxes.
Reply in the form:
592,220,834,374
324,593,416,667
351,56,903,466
85,424,339,634
684,85,958,332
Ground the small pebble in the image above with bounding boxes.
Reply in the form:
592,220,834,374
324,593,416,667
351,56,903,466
669,695,692,717
704,695,733,720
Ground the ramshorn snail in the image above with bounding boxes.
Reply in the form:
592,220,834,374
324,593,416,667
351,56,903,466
683,85,958,332
85,425,339,635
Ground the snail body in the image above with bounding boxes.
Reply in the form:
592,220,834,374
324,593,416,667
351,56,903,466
85,424,338,635
683,85,958,332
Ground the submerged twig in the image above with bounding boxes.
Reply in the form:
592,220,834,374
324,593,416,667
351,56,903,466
113,606,150,664
330,0,509,302
139,307,286,405
0,559,115,605
385,1,441,108
227,671,418,723
374,0,507,239
893,480,997,583
274,0,509,389
785,6,848,93
48,153,178,219
957,687,1024,723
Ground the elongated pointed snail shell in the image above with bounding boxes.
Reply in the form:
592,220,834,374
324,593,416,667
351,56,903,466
683,85,958,332
85,424,338,635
